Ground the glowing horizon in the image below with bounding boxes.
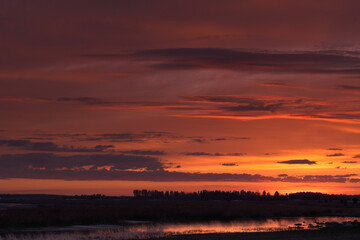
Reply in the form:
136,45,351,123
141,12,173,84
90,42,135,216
1,0,360,195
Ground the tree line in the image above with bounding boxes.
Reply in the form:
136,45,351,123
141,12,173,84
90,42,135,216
133,189,356,202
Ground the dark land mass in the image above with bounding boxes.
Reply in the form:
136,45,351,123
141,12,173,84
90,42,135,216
1,191,360,231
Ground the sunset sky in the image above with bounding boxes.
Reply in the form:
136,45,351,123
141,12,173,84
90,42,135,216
1,0,360,195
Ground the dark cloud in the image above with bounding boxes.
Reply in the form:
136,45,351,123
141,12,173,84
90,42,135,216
214,138,227,141
0,167,274,182
277,159,317,165
185,152,222,156
30,131,182,143
119,150,166,156
337,85,360,91
181,95,312,114
353,154,360,158
7,132,250,149
213,137,250,141
0,153,358,183
131,48,360,74
221,163,238,166
0,139,114,152
0,96,200,112
3,91,357,124
182,95,269,104
92,145,115,152
328,148,343,151
326,153,345,157
278,174,288,177
6,92,353,124
192,138,208,144
0,139,32,147
301,113,360,121
0,153,163,174
33,132,250,146
87,131,177,143
343,161,357,164
294,174,357,183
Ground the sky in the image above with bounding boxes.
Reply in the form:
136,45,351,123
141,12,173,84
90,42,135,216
1,0,360,195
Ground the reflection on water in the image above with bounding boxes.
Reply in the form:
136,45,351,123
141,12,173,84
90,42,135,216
2,217,360,240
122,216,359,235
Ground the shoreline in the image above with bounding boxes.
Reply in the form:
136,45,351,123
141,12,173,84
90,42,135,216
1,221,360,240
147,228,360,240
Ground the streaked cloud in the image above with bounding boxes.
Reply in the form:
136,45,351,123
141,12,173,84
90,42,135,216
326,153,345,157
119,150,166,156
343,161,357,164
0,139,114,152
184,152,244,156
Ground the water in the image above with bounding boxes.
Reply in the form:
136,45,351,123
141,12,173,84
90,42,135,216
0,203,36,210
2,216,359,240
122,216,359,234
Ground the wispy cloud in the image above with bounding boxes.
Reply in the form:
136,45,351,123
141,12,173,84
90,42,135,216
337,85,360,92
130,48,360,74
3,93,360,124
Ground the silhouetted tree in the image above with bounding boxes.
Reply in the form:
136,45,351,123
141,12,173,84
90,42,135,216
131,189,352,202
274,191,280,198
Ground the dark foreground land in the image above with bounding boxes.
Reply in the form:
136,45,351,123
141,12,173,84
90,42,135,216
1,194,360,230
2,227,360,240
1,193,360,239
